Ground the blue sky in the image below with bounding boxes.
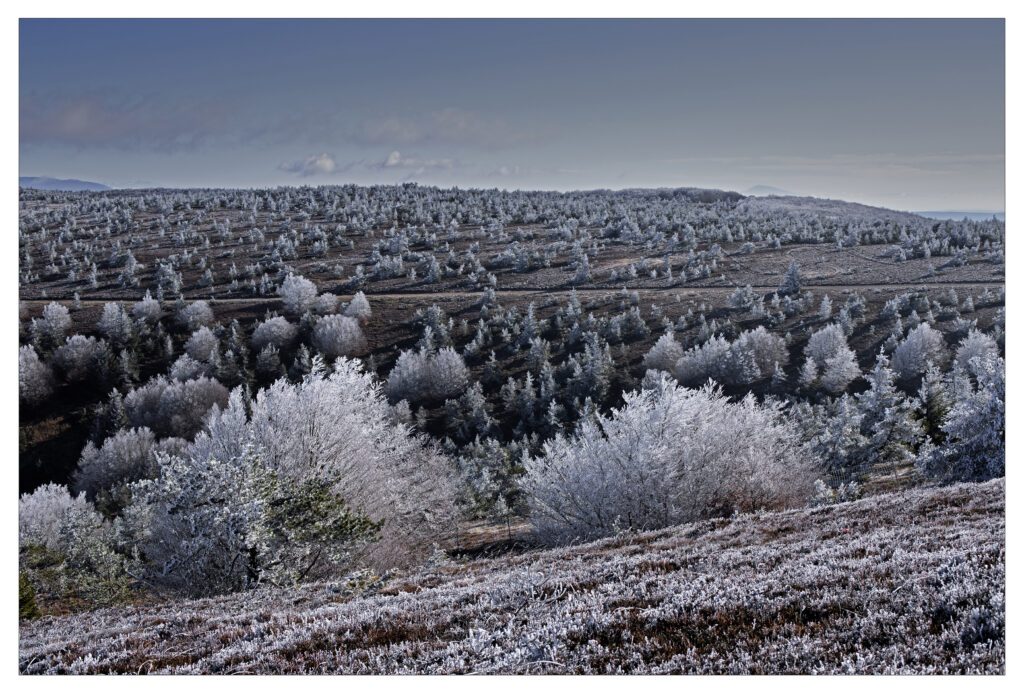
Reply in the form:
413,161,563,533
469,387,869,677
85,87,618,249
20,19,1004,210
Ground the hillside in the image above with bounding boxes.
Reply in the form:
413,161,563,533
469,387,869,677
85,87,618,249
19,176,110,192
20,479,1004,675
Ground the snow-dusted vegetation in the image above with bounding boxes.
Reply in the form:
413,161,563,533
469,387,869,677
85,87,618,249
19,479,1004,674
17,183,1005,673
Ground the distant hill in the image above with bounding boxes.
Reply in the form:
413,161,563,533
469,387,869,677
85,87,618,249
19,176,110,192
916,210,1005,222
745,184,793,196
737,194,929,223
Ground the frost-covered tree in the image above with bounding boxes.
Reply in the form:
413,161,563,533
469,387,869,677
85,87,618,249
74,428,186,513
131,290,162,324
798,358,819,389
177,300,214,331
674,327,787,387
857,350,922,474
643,332,683,373
779,260,802,296
20,484,93,551
455,438,524,518
19,345,54,406
169,353,209,381
278,273,318,317
811,395,868,484
123,376,229,440
573,252,591,284
51,335,110,384
802,324,859,393
185,326,219,363
804,324,848,369
344,291,372,322
818,295,833,320
892,323,948,380
431,347,471,398
97,303,134,348
30,302,71,352
386,347,469,403
954,329,999,377
311,314,367,359
820,348,861,394
127,358,458,594
523,375,818,545
916,363,949,443
256,344,285,380
19,484,128,607
251,316,298,352
445,381,495,442
312,293,339,316
919,352,1004,482
674,335,731,385
730,326,788,382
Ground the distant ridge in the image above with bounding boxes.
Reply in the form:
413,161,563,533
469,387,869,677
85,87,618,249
915,210,1005,222
20,176,110,192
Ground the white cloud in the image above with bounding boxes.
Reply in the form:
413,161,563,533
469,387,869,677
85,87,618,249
279,152,337,177
375,151,456,174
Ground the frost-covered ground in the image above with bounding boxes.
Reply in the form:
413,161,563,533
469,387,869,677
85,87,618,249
20,479,1004,675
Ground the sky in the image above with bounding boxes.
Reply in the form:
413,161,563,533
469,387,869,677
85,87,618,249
20,19,1004,211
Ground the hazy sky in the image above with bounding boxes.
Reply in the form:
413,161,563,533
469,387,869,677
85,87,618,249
20,19,1004,210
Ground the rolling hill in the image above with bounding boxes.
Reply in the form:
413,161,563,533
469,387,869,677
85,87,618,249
19,176,110,192
20,479,1004,675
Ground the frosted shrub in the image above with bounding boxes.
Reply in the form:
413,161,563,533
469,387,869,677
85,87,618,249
30,302,71,351
278,273,317,317
131,290,162,324
74,428,186,511
19,345,54,406
97,303,133,347
386,347,469,403
169,354,208,381
177,300,214,330
19,483,92,551
954,329,999,376
312,292,339,315
251,316,298,351
124,376,229,439
523,375,818,545
643,332,683,373
129,358,458,594
19,484,128,607
802,324,859,393
892,323,948,380
184,326,219,362
920,352,1004,482
311,314,367,359
344,291,372,321
52,335,110,384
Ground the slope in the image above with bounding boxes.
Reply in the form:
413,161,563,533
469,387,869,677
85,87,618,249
20,479,1004,675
